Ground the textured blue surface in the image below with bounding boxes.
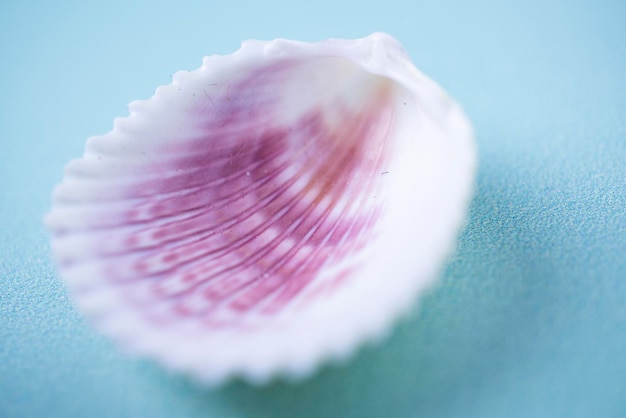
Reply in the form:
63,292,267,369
1,0,625,417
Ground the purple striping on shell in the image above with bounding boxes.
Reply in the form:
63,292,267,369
57,58,397,329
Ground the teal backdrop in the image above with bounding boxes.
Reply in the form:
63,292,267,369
1,0,625,417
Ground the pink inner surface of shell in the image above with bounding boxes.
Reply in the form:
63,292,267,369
54,57,401,330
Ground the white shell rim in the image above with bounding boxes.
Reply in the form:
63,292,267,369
47,32,476,386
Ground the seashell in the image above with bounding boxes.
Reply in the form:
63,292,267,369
45,32,475,385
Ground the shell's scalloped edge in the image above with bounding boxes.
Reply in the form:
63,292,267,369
48,32,477,387
77,270,426,387
54,32,450,175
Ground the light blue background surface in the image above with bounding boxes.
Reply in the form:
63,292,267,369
1,0,625,417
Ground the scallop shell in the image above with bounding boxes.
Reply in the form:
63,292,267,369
46,33,475,385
